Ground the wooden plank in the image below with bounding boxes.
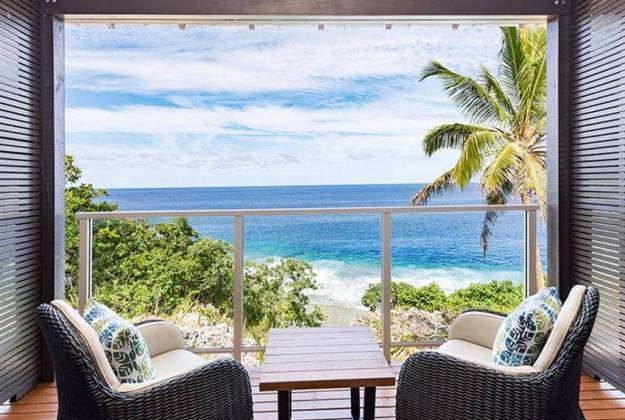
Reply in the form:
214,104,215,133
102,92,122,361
584,409,625,420
267,337,377,348
265,343,382,356
264,351,385,364
260,359,391,373
259,368,396,391
581,399,625,410
581,381,618,391
581,390,625,401
269,331,374,341
270,326,371,335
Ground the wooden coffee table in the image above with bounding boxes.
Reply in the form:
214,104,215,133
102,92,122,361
259,326,396,420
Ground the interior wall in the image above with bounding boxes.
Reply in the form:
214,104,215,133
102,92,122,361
0,0,43,402
569,0,625,388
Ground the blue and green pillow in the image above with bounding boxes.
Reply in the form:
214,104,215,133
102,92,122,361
83,300,156,384
492,287,562,367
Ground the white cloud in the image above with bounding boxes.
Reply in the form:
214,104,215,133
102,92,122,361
65,24,510,187
67,25,502,94
66,99,453,137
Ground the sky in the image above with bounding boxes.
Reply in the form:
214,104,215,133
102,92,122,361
65,24,505,188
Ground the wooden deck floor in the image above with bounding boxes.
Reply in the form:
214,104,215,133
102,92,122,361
2,364,625,419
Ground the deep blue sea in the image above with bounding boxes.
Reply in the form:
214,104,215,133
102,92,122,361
103,184,547,307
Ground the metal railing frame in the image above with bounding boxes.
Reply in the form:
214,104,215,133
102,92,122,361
76,204,540,362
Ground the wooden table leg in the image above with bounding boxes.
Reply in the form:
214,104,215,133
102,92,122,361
278,390,291,420
351,387,360,419
364,387,376,420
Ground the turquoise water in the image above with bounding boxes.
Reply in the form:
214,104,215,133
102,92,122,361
103,184,546,307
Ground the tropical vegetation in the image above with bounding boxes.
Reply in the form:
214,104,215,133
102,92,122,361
64,155,324,345
411,26,547,292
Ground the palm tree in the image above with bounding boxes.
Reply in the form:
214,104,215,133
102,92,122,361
411,26,546,292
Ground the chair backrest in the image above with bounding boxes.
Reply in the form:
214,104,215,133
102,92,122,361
541,286,600,376
49,300,120,389
533,285,587,371
36,303,119,418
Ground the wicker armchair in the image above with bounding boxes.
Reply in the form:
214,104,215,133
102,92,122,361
396,286,599,420
37,303,254,420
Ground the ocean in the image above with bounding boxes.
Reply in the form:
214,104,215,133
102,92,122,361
102,184,547,308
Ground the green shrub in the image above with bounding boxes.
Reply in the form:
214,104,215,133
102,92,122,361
446,279,523,314
361,282,447,312
361,279,523,315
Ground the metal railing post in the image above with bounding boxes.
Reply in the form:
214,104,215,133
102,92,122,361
78,218,93,315
233,216,245,362
381,212,392,362
525,210,538,296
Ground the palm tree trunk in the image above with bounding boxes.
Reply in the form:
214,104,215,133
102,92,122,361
521,195,544,293
534,235,544,292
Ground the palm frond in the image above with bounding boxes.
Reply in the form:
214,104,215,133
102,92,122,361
422,123,489,156
480,66,514,117
527,116,547,147
410,170,455,206
523,28,547,126
480,189,511,255
501,26,547,134
481,212,499,255
420,61,508,125
481,142,522,192
499,27,525,99
519,148,547,218
452,129,502,188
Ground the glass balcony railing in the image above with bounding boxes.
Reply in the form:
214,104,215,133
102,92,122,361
75,204,540,363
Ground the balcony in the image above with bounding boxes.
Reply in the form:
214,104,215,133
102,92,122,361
4,204,613,420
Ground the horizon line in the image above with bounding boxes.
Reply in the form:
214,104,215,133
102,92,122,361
100,181,480,190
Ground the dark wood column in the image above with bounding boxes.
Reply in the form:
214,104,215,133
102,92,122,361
39,14,65,382
546,15,571,298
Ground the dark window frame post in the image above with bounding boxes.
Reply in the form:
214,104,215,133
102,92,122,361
40,14,65,382
546,14,571,298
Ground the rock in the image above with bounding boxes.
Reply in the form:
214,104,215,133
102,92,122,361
167,311,259,366
356,308,451,342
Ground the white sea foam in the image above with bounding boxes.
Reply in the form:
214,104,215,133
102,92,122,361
307,260,523,308
248,255,523,309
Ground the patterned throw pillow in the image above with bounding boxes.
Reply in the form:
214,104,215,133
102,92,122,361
492,287,562,367
83,300,156,383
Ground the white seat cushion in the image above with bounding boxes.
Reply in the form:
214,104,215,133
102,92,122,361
533,285,586,371
118,349,208,394
435,339,539,376
136,321,187,358
151,349,207,379
448,311,505,349
437,339,493,362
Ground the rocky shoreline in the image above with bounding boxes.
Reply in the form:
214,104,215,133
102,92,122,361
155,306,452,364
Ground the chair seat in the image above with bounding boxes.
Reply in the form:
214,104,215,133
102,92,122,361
434,339,540,376
436,339,493,363
118,349,208,393
151,349,207,380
